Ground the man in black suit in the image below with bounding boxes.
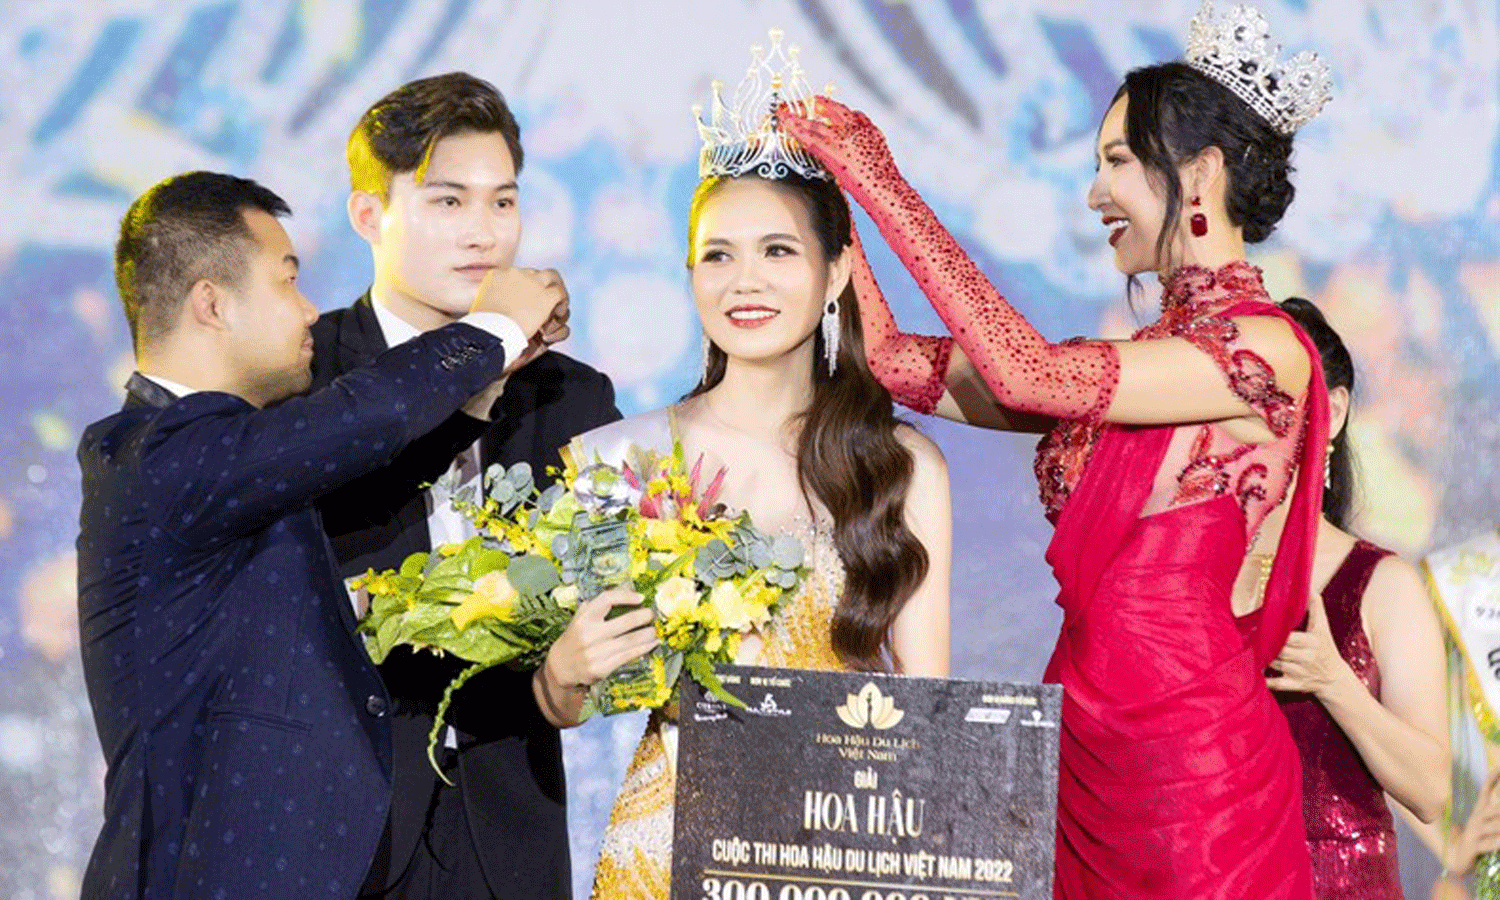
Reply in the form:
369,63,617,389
76,171,565,898
312,73,655,899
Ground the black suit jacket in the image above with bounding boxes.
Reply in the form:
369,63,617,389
311,295,620,898
76,323,508,900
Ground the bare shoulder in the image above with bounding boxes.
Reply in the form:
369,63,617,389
1228,313,1312,390
1362,550,1439,642
892,425,950,536
1366,552,1429,609
893,423,948,476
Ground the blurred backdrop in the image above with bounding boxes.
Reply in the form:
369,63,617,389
1,1,1496,896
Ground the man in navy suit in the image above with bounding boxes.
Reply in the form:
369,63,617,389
314,72,656,899
75,170,567,898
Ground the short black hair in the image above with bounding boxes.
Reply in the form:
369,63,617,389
114,171,290,351
347,72,524,199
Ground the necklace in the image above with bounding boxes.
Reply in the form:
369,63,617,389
1250,552,1276,608
695,395,795,448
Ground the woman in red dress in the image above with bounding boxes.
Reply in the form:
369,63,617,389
778,4,1334,897
1249,299,1448,899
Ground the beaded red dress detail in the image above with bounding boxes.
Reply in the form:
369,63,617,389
1035,261,1301,523
845,225,954,414
782,104,1121,424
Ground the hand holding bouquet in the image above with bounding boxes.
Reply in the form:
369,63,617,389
354,442,807,773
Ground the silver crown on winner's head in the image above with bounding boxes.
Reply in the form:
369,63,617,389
1184,1,1332,135
695,29,832,181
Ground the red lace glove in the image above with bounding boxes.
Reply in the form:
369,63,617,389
781,97,1119,422
847,222,952,414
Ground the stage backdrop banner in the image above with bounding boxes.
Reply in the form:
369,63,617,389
672,666,1061,900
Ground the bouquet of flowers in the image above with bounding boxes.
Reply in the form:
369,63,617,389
353,442,807,774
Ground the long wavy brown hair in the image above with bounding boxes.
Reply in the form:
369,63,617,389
685,172,928,672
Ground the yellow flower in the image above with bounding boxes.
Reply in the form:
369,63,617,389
739,577,779,629
351,569,395,596
451,571,520,630
707,580,755,631
655,576,700,623
436,542,464,557
648,653,672,706
644,518,681,552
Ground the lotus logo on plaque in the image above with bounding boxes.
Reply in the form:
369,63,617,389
834,682,905,730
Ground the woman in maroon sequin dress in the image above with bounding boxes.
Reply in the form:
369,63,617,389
1241,299,1449,899
780,38,1334,900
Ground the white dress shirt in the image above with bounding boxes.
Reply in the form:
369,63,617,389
371,301,489,552
136,373,200,399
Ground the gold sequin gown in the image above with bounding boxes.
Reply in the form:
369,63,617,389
570,411,850,900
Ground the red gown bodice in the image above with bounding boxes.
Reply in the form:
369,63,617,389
1038,263,1323,900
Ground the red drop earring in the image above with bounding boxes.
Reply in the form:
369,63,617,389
1189,195,1208,237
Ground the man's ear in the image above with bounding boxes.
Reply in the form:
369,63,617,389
348,190,385,245
186,279,230,330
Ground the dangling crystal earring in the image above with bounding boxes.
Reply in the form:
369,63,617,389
1324,442,1334,489
820,296,840,377
1189,196,1208,237
700,331,713,384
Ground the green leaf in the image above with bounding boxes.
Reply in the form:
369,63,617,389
393,604,455,648
770,533,805,568
662,651,684,691
428,661,493,783
399,553,430,578
577,692,599,723
507,553,562,597
410,618,459,647
439,625,520,664
365,588,408,622
373,614,404,664
470,547,510,578
427,545,478,582
685,652,746,709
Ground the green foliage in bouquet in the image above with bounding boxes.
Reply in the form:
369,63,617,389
353,445,807,777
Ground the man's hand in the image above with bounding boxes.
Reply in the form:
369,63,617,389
470,266,567,347
487,283,573,390
536,291,571,348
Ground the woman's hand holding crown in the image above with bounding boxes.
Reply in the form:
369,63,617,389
776,96,901,197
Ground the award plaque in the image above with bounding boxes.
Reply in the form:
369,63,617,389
672,666,1061,900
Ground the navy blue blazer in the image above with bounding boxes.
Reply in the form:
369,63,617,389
77,323,508,899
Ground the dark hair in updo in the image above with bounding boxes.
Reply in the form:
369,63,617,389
1113,61,1296,263
1279,297,1356,528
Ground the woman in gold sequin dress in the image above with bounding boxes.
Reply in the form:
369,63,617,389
575,137,952,900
